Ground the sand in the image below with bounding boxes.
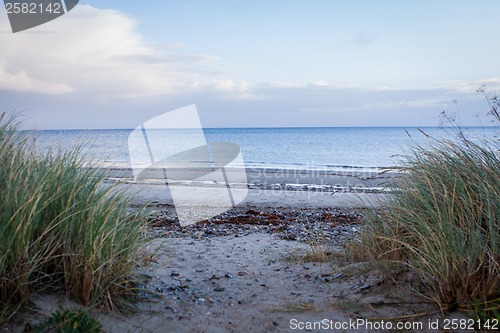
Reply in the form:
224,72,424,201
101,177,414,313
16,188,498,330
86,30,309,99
4,171,470,333
19,231,441,333
94,234,427,333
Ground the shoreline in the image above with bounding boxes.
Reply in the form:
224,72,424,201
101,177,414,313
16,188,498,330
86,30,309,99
103,166,394,213
119,183,388,210
103,166,400,187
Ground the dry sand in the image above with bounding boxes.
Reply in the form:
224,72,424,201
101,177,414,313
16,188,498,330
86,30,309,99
93,233,432,333
18,231,442,333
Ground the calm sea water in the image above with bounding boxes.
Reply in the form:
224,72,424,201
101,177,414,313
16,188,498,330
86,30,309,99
24,127,499,171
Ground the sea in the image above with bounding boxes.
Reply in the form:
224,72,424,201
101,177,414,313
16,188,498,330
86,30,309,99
23,126,499,172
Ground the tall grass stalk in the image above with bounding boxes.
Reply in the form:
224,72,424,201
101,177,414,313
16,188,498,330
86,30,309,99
357,134,499,316
0,113,146,323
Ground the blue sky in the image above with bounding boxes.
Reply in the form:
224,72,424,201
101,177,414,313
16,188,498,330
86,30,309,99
1,0,500,128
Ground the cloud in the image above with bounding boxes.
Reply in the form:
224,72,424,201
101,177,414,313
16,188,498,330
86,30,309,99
0,5,220,98
183,83,495,128
0,5,496,129
255,81,300,89
7,76,492,129
164,53,219,65
203,79,268,100
438,78,500,92
0,60,73,94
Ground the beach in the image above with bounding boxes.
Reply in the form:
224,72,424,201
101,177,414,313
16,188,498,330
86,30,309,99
3,0,499,329
6,168,470,333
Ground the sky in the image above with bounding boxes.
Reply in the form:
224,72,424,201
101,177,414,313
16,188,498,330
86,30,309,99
1,0,500,129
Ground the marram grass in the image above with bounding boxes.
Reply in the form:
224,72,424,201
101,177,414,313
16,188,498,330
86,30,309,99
355,134,499,318
0,113,146,323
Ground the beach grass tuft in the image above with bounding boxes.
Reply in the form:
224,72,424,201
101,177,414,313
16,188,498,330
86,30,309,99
355,132,500,318
0,113,146,324
33,308,103,333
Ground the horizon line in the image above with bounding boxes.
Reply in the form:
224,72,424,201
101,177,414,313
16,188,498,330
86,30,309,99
21,124,500,131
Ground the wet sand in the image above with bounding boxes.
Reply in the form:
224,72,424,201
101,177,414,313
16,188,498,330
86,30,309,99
104,166,399,189
104,166,395,214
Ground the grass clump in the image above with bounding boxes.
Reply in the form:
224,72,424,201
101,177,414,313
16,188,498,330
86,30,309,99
356,133,500,317
0,113,146,324
355,89,500,319
33,308,103,333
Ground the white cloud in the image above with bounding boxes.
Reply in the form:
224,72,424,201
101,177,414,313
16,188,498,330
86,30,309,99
0,5,496,129
437,78,500,92
0,60,73,94
256,80,300,89
309,80,327,87
0,5,219,98
213,79,246,92
360,97,447,110
204,79,267,100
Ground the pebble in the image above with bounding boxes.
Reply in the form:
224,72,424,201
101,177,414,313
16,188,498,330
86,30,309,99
145,206,364,246
135,205,366,307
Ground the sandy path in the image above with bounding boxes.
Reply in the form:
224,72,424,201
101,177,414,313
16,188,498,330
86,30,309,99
96,234,362,332
10,219,465,333
90,233,432,333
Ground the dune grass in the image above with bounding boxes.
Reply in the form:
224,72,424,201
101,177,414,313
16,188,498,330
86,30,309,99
0,113,146,324
355,132,499,318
